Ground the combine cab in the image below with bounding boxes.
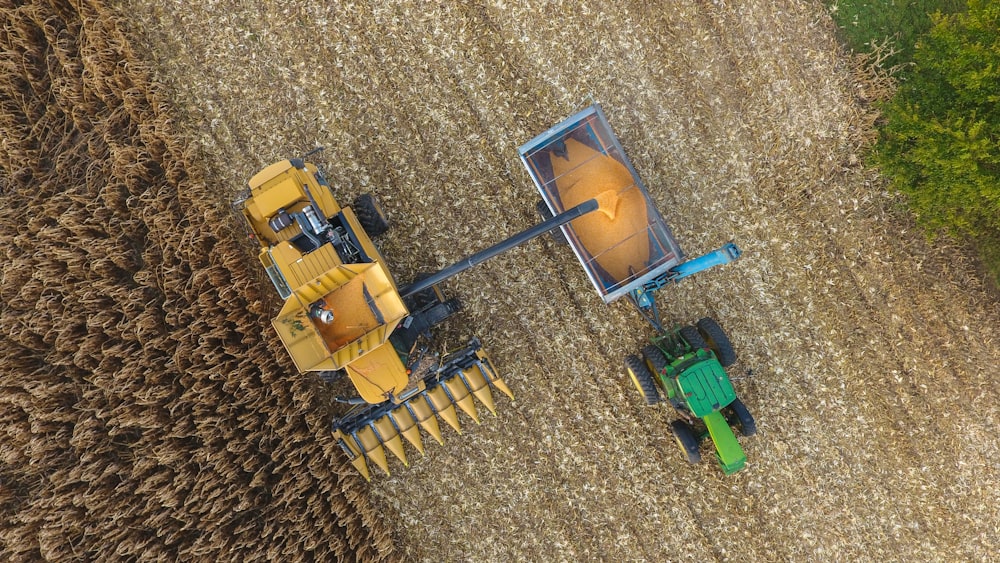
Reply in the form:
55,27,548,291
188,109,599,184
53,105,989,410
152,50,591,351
237,157,601,479
520,104,754,474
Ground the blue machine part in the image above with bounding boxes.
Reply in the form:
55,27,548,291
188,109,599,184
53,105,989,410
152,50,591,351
668,242,742,282
629,242,742,330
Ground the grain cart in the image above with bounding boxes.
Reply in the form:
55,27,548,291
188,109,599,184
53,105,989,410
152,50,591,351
519,104,754,474
236,157,604,479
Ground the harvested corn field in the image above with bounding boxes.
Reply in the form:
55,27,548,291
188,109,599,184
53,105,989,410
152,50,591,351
2,0,999,562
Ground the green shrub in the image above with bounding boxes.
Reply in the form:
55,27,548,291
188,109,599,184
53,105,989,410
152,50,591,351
875,0,1000,254
978,232,1000,284
827,0,966,72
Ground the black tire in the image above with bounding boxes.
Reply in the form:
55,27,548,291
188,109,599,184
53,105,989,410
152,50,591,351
642,345,668,377
625,354,661,405
354,193,390,237
727,398,756,437
679,325,708,351
403,272,442,312
319,370,346,384
671,420,702,463
535,200,568,245
696,317,737,367
420,297,462,327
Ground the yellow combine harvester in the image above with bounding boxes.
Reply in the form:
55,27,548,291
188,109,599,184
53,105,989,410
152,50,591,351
236,156,599,479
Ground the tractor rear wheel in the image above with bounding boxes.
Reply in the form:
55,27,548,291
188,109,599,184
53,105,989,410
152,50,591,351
696,317,737,367
354,193,390,237
679,325,708,351
671,420,702,463
625,354,661,405
642,345,668,377
727,398,756,436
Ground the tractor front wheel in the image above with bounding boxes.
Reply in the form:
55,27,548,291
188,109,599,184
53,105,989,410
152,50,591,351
625,354,661,405
671,420,702,464
642,345,668,377
696,317,737,367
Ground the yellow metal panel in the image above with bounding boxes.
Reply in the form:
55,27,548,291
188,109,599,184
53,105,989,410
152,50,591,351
267,242,306,288
406,394,443,444
341,208,397,289
248,159,294,190
388,407,424,454
246,160,342,221
303,165,342,217
250,176,304,221
271,307,330,373
333,429,371,481
345,342,408,404
267,242,344,296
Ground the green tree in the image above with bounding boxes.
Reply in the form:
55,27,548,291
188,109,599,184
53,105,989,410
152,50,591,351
875,0,1000,270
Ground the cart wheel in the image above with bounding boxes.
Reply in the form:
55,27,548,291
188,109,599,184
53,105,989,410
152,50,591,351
625,354,661,405
679,325,708,352
696,317,737,367
535,200,568,245
727,398,756,436
671,420,702,463
354,193,390,237
642,345,668,377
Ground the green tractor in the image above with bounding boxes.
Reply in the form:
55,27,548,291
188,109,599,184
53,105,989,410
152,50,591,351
626,317,755,474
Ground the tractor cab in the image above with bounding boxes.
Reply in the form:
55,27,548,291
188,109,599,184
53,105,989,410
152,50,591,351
665,349,747,475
